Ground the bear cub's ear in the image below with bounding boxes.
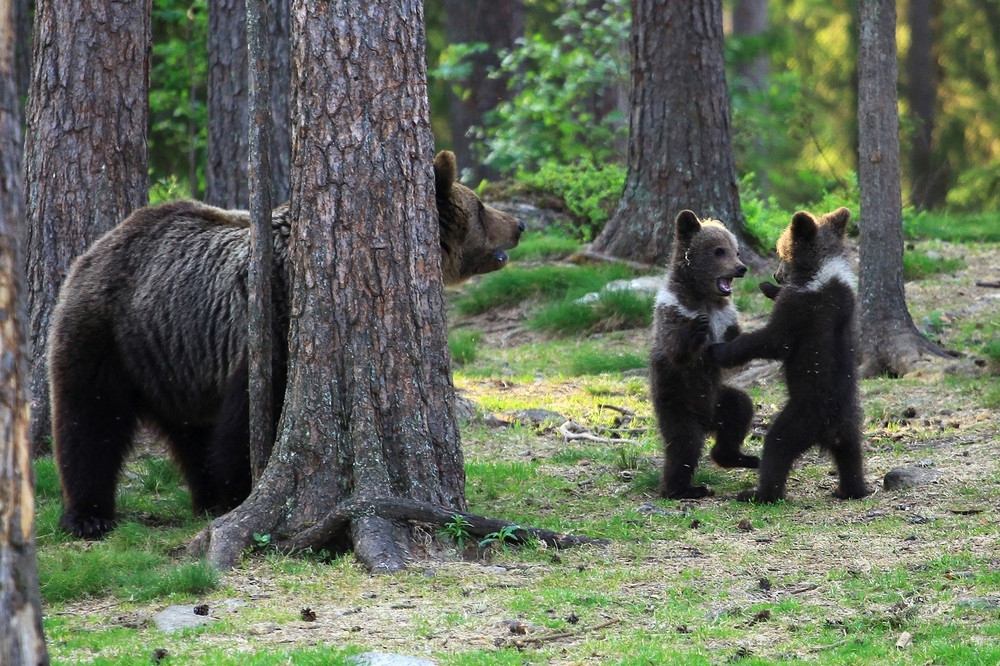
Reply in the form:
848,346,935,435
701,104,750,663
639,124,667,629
674,210,702,244
434,150,458,195
823,206,851,237
790,211,818,242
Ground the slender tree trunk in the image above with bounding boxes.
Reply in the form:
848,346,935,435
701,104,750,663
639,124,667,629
23,0,150,455
247,0,274,482
857,0,947,377
590,0,763,269
206,0,290,207
192,0,465,572
442,0,524,183
1,0,49,656
906,0,946,210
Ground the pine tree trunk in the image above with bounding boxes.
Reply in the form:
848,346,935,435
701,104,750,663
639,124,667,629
1,0,49,654
442,0,525,183
23,0,150,455
192,0,465,572
857,0,947,377
590,0,763,269
206,0,291,207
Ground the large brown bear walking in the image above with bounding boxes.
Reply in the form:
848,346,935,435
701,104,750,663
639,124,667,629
708,207,868,503
50,151,524,538
649,210,759,499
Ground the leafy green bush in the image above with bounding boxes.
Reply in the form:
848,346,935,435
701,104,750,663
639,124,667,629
436,0,629,174
515,161,626,241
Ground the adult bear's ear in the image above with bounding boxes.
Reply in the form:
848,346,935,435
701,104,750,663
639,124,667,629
433,150,457,196
823,206,851,237
790,211,818,242
673,210,701,244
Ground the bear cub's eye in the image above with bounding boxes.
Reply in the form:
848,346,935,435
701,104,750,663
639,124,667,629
714,247,726,257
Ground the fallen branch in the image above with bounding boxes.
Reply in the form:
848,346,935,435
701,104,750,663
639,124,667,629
501,617,622,649
975,280,1000,289
559,421,634,444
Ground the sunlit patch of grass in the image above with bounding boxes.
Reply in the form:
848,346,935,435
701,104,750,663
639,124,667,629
904,210,1000,242
529,288,654,335
449,328,483,365
903,250,966,281
508,233,582,262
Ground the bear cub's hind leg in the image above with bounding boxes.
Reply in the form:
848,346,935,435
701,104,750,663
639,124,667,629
709,386,758,469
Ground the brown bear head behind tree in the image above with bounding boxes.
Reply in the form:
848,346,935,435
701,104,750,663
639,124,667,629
668,209,747,308
434,150,524,285
773,206,851,287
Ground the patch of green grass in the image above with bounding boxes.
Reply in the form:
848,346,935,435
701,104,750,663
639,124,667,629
903,249,966,280
904,210,1000,242
454,263,638,315
508,233,582,262
449,329,482,365
529,288,654,335
566,347,647,375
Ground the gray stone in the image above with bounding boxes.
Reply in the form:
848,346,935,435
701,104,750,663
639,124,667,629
153,605,216,633
349,652,438,666
883,466,945,491
510,408,565,427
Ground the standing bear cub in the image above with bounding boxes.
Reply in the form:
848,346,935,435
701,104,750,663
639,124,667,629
708,207,868,503
650,210,759,499
49,150,524,539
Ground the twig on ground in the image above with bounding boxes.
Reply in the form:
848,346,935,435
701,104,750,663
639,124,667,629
559,421,634,444
502,617,622,648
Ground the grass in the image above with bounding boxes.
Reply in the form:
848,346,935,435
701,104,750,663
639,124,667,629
32,219,1000,664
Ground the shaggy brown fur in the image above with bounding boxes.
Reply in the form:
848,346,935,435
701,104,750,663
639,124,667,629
708,207,868,503
50,151,523,538
649,210,758,499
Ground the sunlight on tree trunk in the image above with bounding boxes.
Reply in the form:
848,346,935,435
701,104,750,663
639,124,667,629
857,0,949,377
590,0,763,270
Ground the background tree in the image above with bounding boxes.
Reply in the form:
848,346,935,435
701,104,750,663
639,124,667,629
23,0,150,455
589,0,763,268
1,0,48,656
857,0,948,376
205,0,290,207
441,0,525,183
906,0,946,210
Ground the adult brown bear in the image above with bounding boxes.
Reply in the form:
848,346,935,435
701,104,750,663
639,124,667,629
49,151,524,538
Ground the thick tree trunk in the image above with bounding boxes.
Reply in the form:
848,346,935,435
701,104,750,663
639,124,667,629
857,0,948,377
1,0,49,655
442,0,525,183
590,0,763,270
23,0,150,455
906,0,946,210
192,0,466,572
206,0,290,207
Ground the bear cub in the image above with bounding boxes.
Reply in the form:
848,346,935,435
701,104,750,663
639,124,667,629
649,210,759,499
708,207,868,503
50,151,524,539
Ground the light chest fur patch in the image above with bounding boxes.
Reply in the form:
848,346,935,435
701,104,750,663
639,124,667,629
655,286,738,343
805,256,857,293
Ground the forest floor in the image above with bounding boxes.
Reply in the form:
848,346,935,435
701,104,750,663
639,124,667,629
43,239,1000,665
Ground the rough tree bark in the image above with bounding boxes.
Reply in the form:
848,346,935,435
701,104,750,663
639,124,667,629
857,0,949,377
1,0,49,656
589,0,764,270
442,0,525,183
23,0,150,455
206,0,290,207
246,0,274,481
191,0,598,572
